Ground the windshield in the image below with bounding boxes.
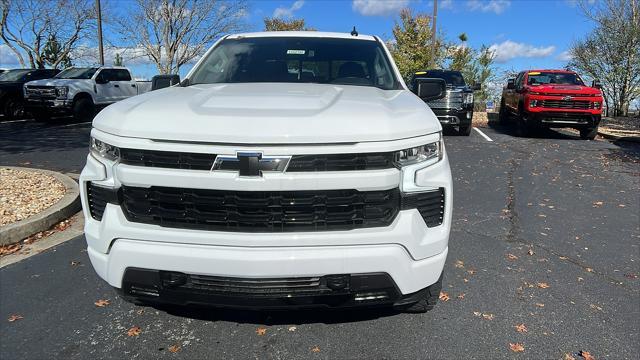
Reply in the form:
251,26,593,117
0,70,31,82
414,71,466,87
527,72,584,86
189,37,399,90
55,67,98,79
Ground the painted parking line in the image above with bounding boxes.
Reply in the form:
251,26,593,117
0,119,33,124
473,127,493,142
56,121,92,128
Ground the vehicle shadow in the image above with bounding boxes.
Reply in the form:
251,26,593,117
151,303,406,325
487,114,582,141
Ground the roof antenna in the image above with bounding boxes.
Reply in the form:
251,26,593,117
351,26,358,37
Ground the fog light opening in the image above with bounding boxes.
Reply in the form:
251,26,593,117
354,291,389,301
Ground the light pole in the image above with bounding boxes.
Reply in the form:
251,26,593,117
96,0,104,66
432,0,437,68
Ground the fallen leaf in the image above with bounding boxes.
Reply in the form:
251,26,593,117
94,299,110,307
579,350,595,360
463,278,469,283
592,201,603,208
467,269,476,275
457,293,465,300
535,303,545,307
256,327,267,336
527,248,534,256
589,304,602,311
454,259,465,268
564,353,577,360
482,313,495,321
559,256,568,260
515,323,528,333
586,268,593,273
439,291,450,302
70,261,81,266
311,346,320,353
7,314,23,322
168,345,181,353
288,326,297,332
537,282,550,289
506,253,519,261
509,343,525,353
127,326,141,337
0,243,22,256
136,309,145,315
618,204,626,208
624,273,638,279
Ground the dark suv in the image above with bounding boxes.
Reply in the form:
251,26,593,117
412,70,479,136
0,68,60,119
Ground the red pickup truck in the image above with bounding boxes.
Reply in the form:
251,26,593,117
499,69,603,139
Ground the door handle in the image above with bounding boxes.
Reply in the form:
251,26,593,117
114,84,120,88
131,84,136,87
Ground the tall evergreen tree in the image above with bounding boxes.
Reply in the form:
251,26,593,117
41,34,72,69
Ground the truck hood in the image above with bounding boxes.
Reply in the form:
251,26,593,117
94,83,440,144
25,78,88,87
529,84,602,96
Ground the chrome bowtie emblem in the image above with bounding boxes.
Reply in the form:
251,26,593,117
212,152,291,177
562,95,573,101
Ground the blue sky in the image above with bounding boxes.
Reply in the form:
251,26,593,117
0,0,596,80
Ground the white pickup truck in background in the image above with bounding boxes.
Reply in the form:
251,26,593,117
24,67,151,121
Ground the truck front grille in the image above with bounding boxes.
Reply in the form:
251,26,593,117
119,148,396,171
119,186,401,232
25,86,57,99
540,100,592,110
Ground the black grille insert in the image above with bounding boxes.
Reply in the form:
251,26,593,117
120,186,400,232
87,183,118,220
401,188,445,227
119,148,398,171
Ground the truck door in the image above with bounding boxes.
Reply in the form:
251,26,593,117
94,69,119,104
113,69,138,100
506,72,524,111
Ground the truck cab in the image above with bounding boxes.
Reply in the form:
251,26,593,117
499,69,603,139
0,68,60,119
411,70,478,136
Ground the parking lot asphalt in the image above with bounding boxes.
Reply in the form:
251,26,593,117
1,119,639,359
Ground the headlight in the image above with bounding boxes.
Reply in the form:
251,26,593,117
394,137,443,168
90,137,120,161
463,93,474,104
55,86,68,99
593,101,601,109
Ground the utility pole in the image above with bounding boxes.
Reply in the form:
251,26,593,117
96,0,104,66
432,0,437,68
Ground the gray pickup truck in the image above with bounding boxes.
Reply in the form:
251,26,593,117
412,70,479,136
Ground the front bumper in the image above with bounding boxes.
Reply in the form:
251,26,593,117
25,98,72,113
527,111,601,128
80,131,452,307
432,107,473,126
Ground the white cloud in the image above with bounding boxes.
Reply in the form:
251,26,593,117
0,45,22,67
556,50,573,61
467,0,511,14
273,0,304,19
352,0,409,16
440,0,454,10
488,40,556,63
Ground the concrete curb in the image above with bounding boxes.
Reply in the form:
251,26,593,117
598,130,640,143
0,167,81,246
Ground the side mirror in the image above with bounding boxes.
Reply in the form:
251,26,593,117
473,83,481,91
591,79,602,89
506,79,515,90
151,74,181,90
414,78,446,101
95,74,108,84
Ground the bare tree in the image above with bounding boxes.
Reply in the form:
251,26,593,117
117,0,247,75
0,0,96,68
569,0,640,116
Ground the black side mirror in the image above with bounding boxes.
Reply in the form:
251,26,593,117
414,78,446,101
151,74,181,90
95,74,108,84
591,79,602,89
506,79,515,90
473,83,481,91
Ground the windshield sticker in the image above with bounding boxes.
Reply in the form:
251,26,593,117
415,71,427,75
528,72,541,75
287,49,306,55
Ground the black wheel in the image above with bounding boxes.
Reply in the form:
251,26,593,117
73,97,96,122
459,124,472,136
580,127,598,140
398,273,443,313
3,97,25,119
498,98,508,125
32,110,51,122
515,110,534,137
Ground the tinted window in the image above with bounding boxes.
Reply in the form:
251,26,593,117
114,69,131,81
527,72,584,86
0,69,31,82
189,37,399,90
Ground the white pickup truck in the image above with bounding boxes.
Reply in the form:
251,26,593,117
24,67,151,121
80,32,452,312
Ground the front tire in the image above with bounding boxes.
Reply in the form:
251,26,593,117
399,273,443,313
580,127,598,140
498,98,508,125
73,98,96,122
3,97,25,119
459,124,472,136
